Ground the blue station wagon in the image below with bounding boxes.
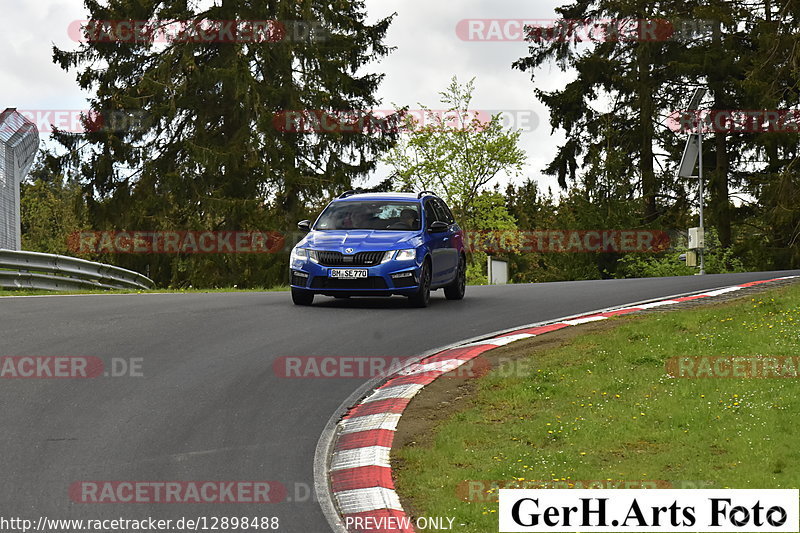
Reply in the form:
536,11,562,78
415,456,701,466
289,191,466,307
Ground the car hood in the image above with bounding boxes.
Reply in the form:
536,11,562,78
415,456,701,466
299,230,422,251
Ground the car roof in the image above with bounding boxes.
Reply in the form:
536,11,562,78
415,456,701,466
332,192,427,202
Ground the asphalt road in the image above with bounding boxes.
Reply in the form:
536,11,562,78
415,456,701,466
1,270,797,532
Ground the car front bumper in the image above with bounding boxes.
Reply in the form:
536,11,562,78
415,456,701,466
289,256,422,296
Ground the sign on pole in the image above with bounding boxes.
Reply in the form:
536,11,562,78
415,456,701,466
678,135,700,178
688,227,705,249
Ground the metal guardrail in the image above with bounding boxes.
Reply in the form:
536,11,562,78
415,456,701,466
0,249,155,291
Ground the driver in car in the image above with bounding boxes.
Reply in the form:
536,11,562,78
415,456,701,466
399,208,418,229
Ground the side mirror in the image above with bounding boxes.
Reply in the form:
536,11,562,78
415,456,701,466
428,221,448,233
297,220,311,232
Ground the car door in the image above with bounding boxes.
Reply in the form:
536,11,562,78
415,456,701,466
433,198,460,282
424,199,448,284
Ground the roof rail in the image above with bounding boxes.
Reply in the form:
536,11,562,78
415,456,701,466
338,188,364,199
417,190,438,199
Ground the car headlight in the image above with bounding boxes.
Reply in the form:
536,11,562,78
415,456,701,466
395,249,416,261
290,247,306,262
291,248,318,263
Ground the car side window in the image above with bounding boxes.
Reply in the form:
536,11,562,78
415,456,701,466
434,199,455,224
424,200,438,227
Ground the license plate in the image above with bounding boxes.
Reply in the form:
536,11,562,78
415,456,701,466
329,269,368,279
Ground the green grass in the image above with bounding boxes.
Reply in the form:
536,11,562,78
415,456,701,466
394,284,800,531
0,285,290,296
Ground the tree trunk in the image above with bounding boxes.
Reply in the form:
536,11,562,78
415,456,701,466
637,42,658,223
712,129,732,247
709,24,732,248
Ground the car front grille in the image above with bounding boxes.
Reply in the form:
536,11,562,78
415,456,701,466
316,251,386,267
310,276,388,290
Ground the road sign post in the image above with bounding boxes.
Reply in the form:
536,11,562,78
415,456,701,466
697,124,706,275
677,89,707,274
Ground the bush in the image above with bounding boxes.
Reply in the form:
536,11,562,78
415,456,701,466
615,228,745,278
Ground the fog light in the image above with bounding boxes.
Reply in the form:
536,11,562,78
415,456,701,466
391,270,416,288
291,270,310,287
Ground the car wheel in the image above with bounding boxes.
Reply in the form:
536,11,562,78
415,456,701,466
444,254,466,300
408,260,431,308
291,288,314,306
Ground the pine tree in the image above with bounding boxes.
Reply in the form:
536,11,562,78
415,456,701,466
513,0,701,224
739,0,800,266
512,0,797,258
51,0,400,286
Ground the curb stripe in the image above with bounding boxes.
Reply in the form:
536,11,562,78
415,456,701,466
457,332,535,348
343,399,411,420
636,300,679,309
335,486,403,513
398,359,467,375
327,276,798,532
704,287,742,296
423,344,496,360
561,315,608,325
331,466,395,492
509,323,570,336
336,429,396,451
380,373,446,387
675,294,709,302
597,308,642,317
339,413,402,435
331,446,391,471
361,384,426,403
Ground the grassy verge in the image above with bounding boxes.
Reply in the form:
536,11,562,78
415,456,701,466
0,285,290,296
394,284,800,531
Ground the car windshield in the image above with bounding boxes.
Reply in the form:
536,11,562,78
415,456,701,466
314,201,421,231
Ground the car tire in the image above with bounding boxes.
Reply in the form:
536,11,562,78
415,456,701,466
408,259,431,308
291,288,314,306
444,254,466,300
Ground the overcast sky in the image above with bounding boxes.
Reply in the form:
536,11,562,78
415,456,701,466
0,0,571,193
